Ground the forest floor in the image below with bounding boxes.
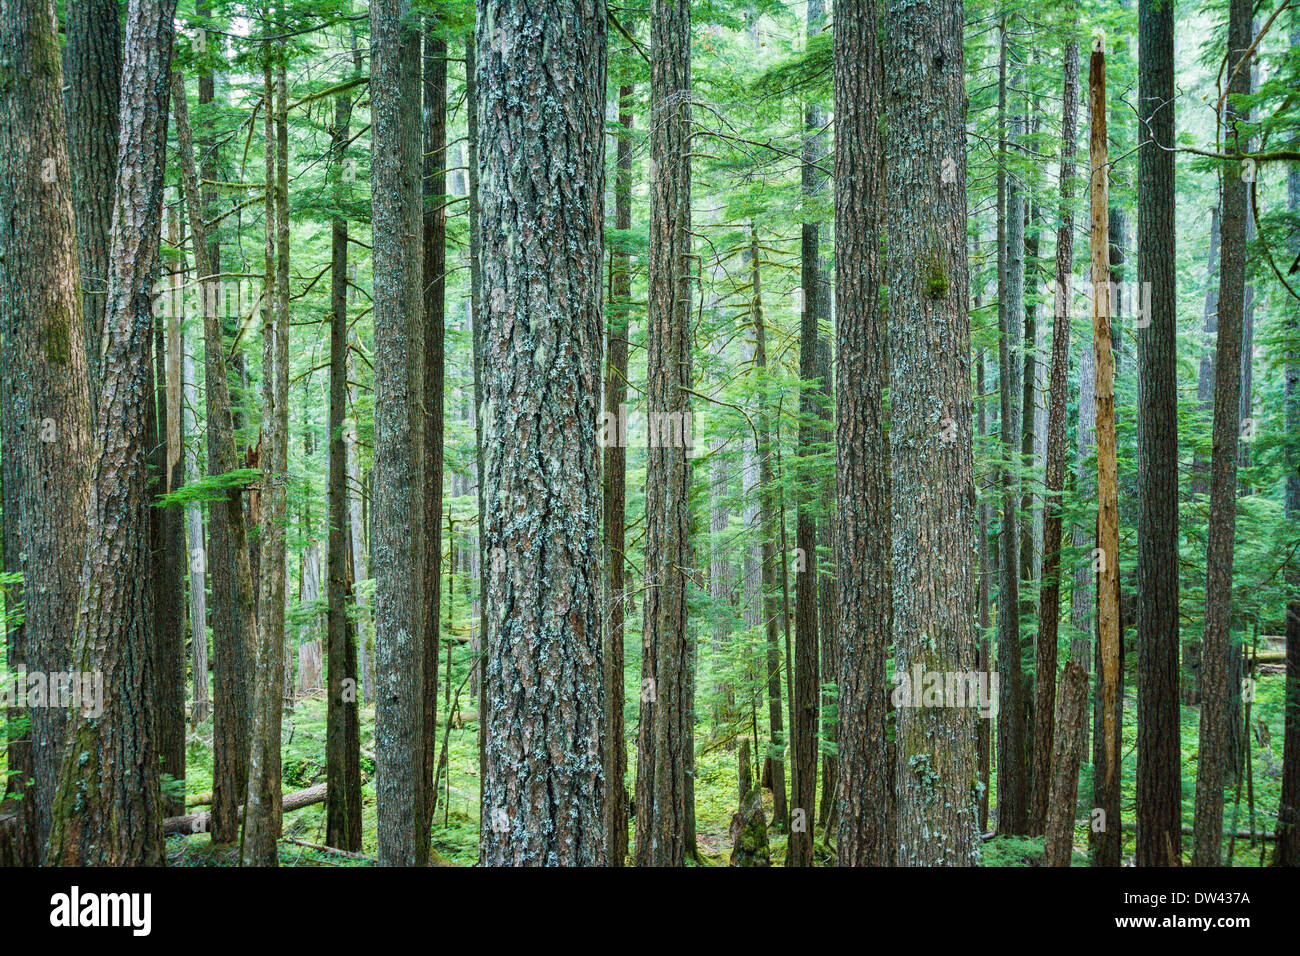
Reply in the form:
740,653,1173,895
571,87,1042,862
160,644,1292,866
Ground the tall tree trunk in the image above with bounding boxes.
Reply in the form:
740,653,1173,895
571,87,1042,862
636,0,692,867
172,71,257,845
153,278,186,817
834,0,891,865
1193,0,1251,867
1135,0,1182,867
64,0,122,399
747,229,788,835
1043,661,1089,866
325,82,362,852
883,0,979,865
603,81,633,865
817,334,838,836
1268,16,1300,868
0,0,95,860
789,0,826,867
1089,39,1122,868
46,0,177,864
477,0,607,867
173,203,209,727
996,18,1029,837
1030,30,1078,838
420,19,447,852
370,0,428,866
242,50,290,867
1276,19,1300,862
464,28,488,848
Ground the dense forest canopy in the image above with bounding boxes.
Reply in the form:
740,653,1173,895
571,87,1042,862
0,0,1297,881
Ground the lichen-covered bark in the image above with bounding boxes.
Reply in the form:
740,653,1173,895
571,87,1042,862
172,71,257,844
371,0,428,866
603,82,633,866
1029,30,1078,837
883,0,980,866
1135,0,1182,867
477,0,607,867
636,0,692,868
46,0,177,865
0,0,94,859
64,0,122,398
833,0,892,866
1193,0,1251,867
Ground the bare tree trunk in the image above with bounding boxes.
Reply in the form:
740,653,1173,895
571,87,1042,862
1089,39,1122,867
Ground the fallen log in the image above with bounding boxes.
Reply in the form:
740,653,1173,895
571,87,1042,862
164,782,328,836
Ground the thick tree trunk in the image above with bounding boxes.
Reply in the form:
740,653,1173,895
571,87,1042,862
883,0,980,865
477,0,607,867
636,0,692,868
1029,31,1079,837
370,0,428,866
1135,0,1182,867
833,0,891,866
1193,0,1250,867
603,81,633,865
1089,40,1122,868
46,0,177,865
0,0,95,860
172,71,257,844
64,0,122,399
